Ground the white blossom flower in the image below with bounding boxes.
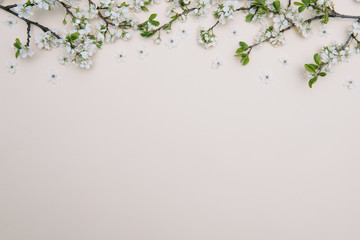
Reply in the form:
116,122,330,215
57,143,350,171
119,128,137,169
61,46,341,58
279,56,291,67
273,14,289,32
6,61,17,74
46,70,60,84
3,16,17,29
116,50,127,62
165,35,179,49
343,77,357,89
179,14,187,23
136,46,148,59
58,54,70,65
260,71,273,84
178,26,189,39
193,0,212,17
298,22,313,38
350,21,360,36
211,57,223,69
19,45,34,58
318,24,331,38
229,27,240,38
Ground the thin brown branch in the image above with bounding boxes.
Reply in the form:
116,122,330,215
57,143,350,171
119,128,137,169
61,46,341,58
0,4,61,39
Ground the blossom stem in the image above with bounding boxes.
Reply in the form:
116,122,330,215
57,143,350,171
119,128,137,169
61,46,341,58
59,1,76,19
87,0,131,28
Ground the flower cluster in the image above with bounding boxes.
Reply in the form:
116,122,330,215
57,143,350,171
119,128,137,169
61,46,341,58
193,0,212,17
35,31,60,50
213,0,240,24
255,26,286,47
100,0,137,27
198,28,217,48
305,39,358,87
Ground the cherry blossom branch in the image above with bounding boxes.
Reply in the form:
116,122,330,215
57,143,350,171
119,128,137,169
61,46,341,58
152,7,196,34
206,6,251,32
245,12,360,57
0,4,61,39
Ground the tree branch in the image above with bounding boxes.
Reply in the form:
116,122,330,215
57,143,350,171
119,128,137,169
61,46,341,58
0,4,61,39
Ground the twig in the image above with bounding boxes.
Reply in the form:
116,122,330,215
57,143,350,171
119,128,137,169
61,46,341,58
26,22,31,46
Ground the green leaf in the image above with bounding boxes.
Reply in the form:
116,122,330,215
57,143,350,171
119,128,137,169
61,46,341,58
239,41,248,49
246,14,254,22
140,6,148,11
319,72,327,77
298,5,306,13
294,2,304,6
13,38,22,49
322,12,329,24
140,31,150,37
308,77,318,88
15,50,20,59
236,48,243,54
62,18,67,25
242,56,250,65
69,32,79,41
273,1,281,11
163,24,170,30
149,13,157,21
314,53,321,65
305,64,316,74
301,0,310,6
257,9,268,15
150,20,160,26
240,54,250,65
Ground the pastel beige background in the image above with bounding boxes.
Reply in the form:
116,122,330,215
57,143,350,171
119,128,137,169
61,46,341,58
1,0,360,239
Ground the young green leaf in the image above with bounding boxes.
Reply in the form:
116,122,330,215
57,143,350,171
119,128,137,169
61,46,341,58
308,77,318,88
305,64,316,74
298,5,306,13
314,53,321,65
149,14,157,21
246,14,254,22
